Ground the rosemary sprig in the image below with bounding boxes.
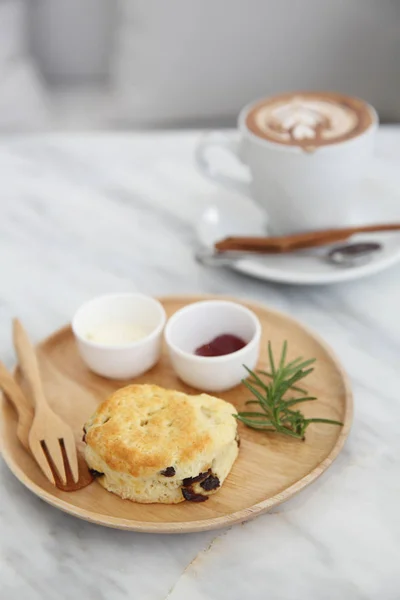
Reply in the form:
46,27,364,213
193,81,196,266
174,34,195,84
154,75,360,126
235,341,343,440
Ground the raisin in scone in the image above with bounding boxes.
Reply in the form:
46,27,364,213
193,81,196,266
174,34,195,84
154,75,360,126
83,384,239,503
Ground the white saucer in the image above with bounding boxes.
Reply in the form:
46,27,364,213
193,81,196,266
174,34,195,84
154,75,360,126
196,162,400,285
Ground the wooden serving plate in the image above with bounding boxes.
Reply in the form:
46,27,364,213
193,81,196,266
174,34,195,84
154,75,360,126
0,295,352,533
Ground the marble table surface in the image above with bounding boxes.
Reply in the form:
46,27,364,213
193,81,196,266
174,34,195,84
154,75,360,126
1,127,400,600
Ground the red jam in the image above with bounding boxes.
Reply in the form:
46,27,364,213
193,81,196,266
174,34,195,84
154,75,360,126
195,334,247,357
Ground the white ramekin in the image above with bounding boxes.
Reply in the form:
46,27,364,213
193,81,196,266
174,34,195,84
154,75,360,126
72,293,166,379
164,300,261,392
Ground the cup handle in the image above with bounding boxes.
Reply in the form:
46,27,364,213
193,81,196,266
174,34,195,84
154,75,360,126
195,132,251,197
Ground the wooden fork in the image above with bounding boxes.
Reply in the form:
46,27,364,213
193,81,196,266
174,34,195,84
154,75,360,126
13,319,79,485
0,359,93,491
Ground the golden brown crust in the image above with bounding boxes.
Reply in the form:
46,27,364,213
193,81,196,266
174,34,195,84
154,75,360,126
84,384,235,479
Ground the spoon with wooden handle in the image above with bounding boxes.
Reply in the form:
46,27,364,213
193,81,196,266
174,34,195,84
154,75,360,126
0,360,93,491
214,223,400,254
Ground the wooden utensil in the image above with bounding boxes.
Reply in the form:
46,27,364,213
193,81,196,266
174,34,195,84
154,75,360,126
0,359,93,491
0,361,33,450
12,319,79,485
214,223,400,254
0,297,352,533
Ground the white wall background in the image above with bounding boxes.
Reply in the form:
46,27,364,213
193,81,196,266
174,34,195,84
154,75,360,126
2,0,400,130
28,0,114,85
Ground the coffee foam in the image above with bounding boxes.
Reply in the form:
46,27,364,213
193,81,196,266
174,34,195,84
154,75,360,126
245,92,374,149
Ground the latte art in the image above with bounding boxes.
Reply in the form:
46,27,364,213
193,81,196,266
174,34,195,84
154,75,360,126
245,92,374,149
266,100,355,142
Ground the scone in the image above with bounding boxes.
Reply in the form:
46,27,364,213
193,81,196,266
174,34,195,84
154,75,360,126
83,384,239,503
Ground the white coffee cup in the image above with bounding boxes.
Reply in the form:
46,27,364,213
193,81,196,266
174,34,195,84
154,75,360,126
196,94,378,235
